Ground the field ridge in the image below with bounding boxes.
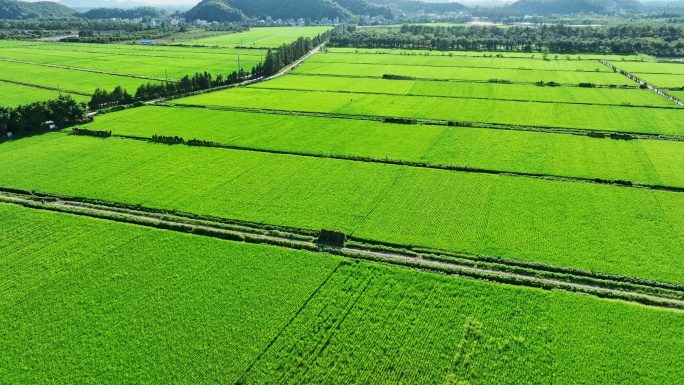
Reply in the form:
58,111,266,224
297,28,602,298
254,85,679,109
2,188,684,310
0,57,169,82
100,131,684,193
165,103,684,142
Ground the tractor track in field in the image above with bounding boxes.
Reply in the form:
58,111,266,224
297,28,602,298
2,189,684,311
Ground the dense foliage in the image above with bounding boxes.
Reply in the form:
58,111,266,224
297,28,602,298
185,0,391,23
185,0,248,23
0,95,87,137
78,7,166,20
373,0,467,14
0,18,152,31
0,0,75,19
331,24,684,55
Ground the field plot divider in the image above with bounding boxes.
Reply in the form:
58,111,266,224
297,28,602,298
0,78,91,96
253,86,676,109
2,189,684,309
288,72,637,89
600,60,684,107
328,50,648,62
97,131,684,194
162,103,684,142
306,59,613,73
0,57,171,83
20,46,235,62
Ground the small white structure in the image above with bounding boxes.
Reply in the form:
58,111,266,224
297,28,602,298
49,124,57,130
6,132,13,139
141,40,156,46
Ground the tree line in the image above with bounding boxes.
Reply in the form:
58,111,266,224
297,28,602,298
88,68,262,109
0,96,88,138
89,28,336,109
261,28,335,76
330,24,684,55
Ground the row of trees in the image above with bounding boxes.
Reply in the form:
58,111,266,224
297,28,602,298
89,28,336,109
261,28,335,76
0,96,87,138
330,24,684,55
88,68,262,109
0,19,150,32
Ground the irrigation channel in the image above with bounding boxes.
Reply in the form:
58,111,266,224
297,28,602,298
2,187,684,311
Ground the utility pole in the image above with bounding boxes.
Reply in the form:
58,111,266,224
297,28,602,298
165,69,168,83
57,84,61,96
237,55,241,77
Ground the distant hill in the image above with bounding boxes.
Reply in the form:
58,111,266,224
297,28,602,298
0,0,76,19
507,0,640,15
185,0,393,23
79,7,166,20
373,0,469,14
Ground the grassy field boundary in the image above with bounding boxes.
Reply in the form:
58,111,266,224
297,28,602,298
94,131,684,194
164,103,684,142
289,71,640,88
2,187,684,309
254,85,679,109
304,59,614,73
327,49,651,62
0,78,91,97
0,57,170,83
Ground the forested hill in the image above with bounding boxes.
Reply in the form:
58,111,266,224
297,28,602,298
507,0,640,15
0,0,76,19
79,7,166,20
372,0,468,14
185,0,393,23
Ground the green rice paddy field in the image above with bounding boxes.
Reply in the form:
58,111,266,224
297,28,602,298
1,203,682,384
179,26,332,48
312,52,614,71
327,47,645,61
20,43,264,60
0,60,159,96
0,47,258,80
83,106,684,187
0,82,88,106
0,26,331,106
178,87,684,135
254,74,673,106
612,61,684,75
294,61,634,85
2,34,684,383
2,134,684,285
